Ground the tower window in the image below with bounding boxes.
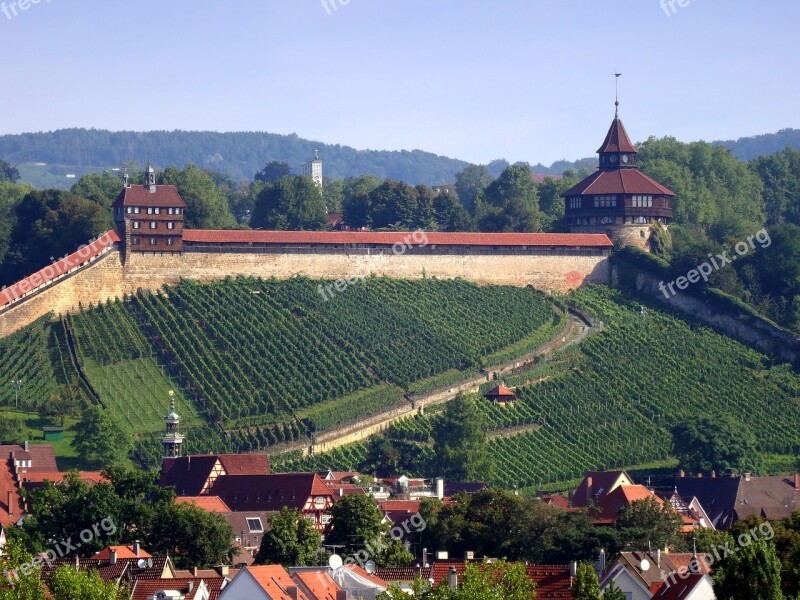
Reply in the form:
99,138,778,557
150,222,157,229
154,207,160,215
134,206,140,214
167,237,174,246
133,221,140,229
126,207,132,214
569,198,581,209
175,208,181,215
168,207,174,215
132,237,140,245
150,237,157,245
593,196,617,208
167,222,175,230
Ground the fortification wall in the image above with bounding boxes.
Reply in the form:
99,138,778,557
1,247,610,336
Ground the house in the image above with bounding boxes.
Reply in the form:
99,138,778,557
601,551,713,600
572,470,634,508
211,473,335,531
38,554,176,590
217,564,314,600
427,560,574,598
158,453,270,496
94,542,151,561
590,484,664,524
677,471,800,529
663,488,715,531
130,577,226,600
483,384,516,406
176,496,233,513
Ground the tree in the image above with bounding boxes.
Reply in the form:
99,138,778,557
0,412,26,443
0,538,47,600
254,161,292,183
671,415,759,476
149,501,236,569
454,165,493,212
478,164,540,232
426,560,536,600
572,562,601,600
602,580,627,600
255,507,321,566
39,383,83,427
71,405,132,466
713,539,784,600
0,158,20,183
615,497,682,551
434,191,473,232
70,172,124,210
367,180,419,229
252,175,327,230
431,393,494,482
48,566,128,599
160,164,236,229
324,494,388,559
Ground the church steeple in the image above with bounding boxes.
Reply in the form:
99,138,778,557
162,391,185,458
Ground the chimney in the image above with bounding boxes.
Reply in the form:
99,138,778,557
24,441,28,452
192,566,199,577
711,470,716,478
109,549,117,565
339,488,343,497
794,473,799,491
133,540,141,557
187,582,194,593
422,547,429,567
219,565,229,577
7,491,13,517
697,473,703,478
586,476,593,504
679,470,685,478
435,477,444,500
286,585,300,600
569,561,577,578
656,549,661,567
448,567,458,591
744,472,751,482
73,556,80,568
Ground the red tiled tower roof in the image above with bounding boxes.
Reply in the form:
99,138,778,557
597,117,638,154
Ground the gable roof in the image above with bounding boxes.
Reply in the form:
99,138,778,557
0,457,21,527
524,565,574,599
562,167,675,197
176,495,233,513
735,474,800,521
653,572,710,600
212,473,333,512
183,229,614,248
94,545,152,560
218,453,270,476
0,444,58,472
484,384,516,399
233,565,310,600
292,570,342,600
676,476,741,530
593,484,663,522
113,184,186,208
597,116,638,154
572,470,631,508
159,455,221,496
131,577,225,600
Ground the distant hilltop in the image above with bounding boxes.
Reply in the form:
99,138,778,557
0,127,798,189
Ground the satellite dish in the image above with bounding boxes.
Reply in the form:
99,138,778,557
640,559,651,572
328,554,343,570
364,560,376,574
137,559,147,568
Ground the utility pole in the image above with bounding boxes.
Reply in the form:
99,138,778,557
11,379,22,408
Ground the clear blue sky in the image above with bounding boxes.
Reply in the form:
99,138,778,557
1,0,797,165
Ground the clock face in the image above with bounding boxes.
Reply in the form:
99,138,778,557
610,155,617,163
622,154,629,163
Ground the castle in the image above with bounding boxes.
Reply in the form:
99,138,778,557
0,110,675,337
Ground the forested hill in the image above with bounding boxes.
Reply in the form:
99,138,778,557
0,129,470,187
715,128,800,161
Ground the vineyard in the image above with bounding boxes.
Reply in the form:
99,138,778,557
272,286,800,491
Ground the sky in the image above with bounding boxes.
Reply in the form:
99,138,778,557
0,0,798,166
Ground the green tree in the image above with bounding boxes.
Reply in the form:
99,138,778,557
572,562,601,600
0,159,20,183
255,507,321,566
455,164,493,212
252,175,327,230
602,580,627,600
750,148,800,226
367,180,419,229
48,566,128,599
0,181,33,268
433,191,473,232
426,560,536,600
615,497,682,551
71,405,132,466
431,393,494,482
671,415,759,476
148,501,236,569
39,383,83,427
254,161,292,183
714,539,784,600
0,539,46,600
70,172,124,210
160,164,236,229
0,412,26,443
324,493,388,558
478,164,540,232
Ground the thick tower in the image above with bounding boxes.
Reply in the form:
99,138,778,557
562,103,675,250
162,393,185,458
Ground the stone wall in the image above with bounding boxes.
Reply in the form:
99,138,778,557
1,246,610,336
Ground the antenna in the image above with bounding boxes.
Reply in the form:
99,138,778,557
614,72,622,116
328,554,343,570
364,560,376,574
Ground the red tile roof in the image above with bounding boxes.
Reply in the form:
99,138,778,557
241,565,310,599
597,117,638,154
292,570,342,600
0,458,21,527
176,496,233,513
212,473,333,512
131,577,225,600
562,168,675,197
0,231,120,308
113,184,186,208
525,565,574,599
94,545,152,560
218,453,270,476
593,485,663,522
378,500,421,513
484,384,516,399
183,229,613,248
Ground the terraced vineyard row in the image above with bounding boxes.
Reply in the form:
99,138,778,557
131,276,559,428
273,286,800,490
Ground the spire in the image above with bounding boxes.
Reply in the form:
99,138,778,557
615,72,622,118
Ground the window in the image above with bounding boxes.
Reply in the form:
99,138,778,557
167,237,173,246
154,207,160,215
167,222,175,230
134,206,140,214
150,222,157,229
149,237,157,245
600,216,613,224
632,195,653,208
168,207,174,215
133,221,140,229
147,207,153,215
246,518,264,533
634,216,648,224
126,206,132,214
593,195,617,208
569,198,581,209
175,208,181,215
132,236,140,245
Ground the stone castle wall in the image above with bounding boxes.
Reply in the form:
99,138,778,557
1,246,610,336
